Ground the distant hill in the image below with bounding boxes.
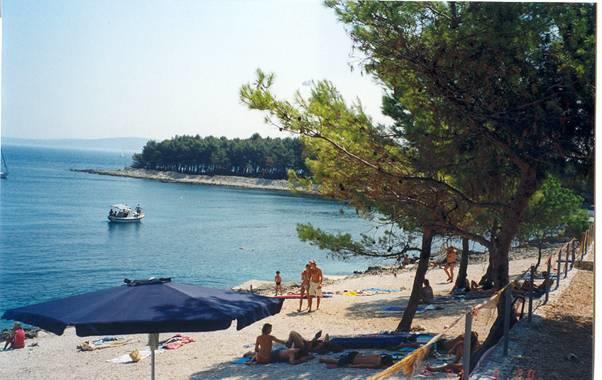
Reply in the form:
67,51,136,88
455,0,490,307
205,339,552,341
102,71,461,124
2,137,149,153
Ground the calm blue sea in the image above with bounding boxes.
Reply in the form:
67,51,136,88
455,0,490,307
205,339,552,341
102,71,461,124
0,145,383,329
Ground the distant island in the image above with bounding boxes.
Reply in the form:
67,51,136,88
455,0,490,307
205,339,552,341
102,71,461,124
2,137,148,153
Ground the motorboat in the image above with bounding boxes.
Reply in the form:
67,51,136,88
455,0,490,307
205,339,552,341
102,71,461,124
108,204,144,223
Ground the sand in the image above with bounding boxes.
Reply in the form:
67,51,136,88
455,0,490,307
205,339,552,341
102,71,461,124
0,251,553,380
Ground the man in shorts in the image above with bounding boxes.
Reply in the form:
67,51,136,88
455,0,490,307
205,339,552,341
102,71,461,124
443,246,457,283
307,259,323,312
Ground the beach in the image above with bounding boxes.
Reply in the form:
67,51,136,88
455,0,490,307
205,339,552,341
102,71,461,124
0,246,558,380
71,168,312,193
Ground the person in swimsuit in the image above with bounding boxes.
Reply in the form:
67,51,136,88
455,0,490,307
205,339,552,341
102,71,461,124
319,352,394,368
298,264,310,312
274,271,283,296
419,279,434,304
307,259,323,312
251,324,313,364
3,322,25,350
443,246,457,283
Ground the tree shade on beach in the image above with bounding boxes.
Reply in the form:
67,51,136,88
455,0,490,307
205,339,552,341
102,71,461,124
132,134,307,179
240,0,594,365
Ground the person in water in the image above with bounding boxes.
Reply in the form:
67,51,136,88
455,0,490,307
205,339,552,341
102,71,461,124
307,259,323,312
251,324,313,365
319,352,394,368
3,322,25,350
274,271,283,296
298,264,310,312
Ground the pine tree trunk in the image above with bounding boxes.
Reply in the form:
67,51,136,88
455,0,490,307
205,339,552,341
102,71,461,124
454,238,470,289
396,227,433,331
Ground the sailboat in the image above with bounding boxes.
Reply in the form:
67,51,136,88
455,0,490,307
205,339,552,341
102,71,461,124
0,150,7,179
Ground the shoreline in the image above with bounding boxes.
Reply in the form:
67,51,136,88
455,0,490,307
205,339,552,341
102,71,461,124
0,244,564,379
71,168,318,194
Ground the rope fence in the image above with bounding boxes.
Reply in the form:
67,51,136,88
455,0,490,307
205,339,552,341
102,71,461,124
369,223,594,379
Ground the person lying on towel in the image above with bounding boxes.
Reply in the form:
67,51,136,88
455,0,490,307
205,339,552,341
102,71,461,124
249,324,313,365
426,332,480,374
319,352,394,368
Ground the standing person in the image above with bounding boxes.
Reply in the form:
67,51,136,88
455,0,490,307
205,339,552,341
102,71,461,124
298,264,310,312
274,271,283,296
307,259,323,312
443,246,457,283
3,322,25,350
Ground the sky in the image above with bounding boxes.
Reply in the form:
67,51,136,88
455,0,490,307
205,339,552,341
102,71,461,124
0,0,388,140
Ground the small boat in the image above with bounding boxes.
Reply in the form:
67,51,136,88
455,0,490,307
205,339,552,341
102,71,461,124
0,150,7,179
108,204,144,223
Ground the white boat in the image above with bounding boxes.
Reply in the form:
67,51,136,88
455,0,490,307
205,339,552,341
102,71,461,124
108,204,144,223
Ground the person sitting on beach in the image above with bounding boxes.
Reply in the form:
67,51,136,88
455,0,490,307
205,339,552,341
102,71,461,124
319,352,394,368
251,323,313,364
443,247,457,283
3,322,25,350
307,259,323,312
419,279,434,304
274,271,283,296
426,332,479,375
298,264,310,312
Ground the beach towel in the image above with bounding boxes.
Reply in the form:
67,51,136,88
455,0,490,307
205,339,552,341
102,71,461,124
77,337,130,351
232,356,253,364
328,333,434,349
273,293,332,299
375,304,442,315
107,347,164,364
160,334,195,350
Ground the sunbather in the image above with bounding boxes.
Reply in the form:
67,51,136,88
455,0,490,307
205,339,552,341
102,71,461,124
250,324,314,364
3,322,25,350
319,352,394,368
427,332,479,374
419,279,434,304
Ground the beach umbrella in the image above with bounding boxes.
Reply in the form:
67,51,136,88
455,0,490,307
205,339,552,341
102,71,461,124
2,278,283,379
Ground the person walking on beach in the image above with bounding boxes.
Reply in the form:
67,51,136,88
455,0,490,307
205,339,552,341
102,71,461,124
298,264,310,312
274,271,283,296
443,246,457,283
307,259,323,312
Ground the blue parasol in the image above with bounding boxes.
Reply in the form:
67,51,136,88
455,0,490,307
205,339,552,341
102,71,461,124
2,278,283,379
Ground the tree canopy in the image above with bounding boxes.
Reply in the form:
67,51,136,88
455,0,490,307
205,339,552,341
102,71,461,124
132,134,307,179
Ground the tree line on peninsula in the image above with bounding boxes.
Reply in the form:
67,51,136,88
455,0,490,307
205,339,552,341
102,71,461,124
131,133,308,179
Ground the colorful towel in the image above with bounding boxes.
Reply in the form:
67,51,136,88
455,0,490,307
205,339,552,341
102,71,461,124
108,347,164,364
161,334,195,350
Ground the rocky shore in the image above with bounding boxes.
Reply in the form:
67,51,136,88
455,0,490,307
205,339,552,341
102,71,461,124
71,168,316,194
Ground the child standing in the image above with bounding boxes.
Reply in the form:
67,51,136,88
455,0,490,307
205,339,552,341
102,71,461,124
275,271,283,295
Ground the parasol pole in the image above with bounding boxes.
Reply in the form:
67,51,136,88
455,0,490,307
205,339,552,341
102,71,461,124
149,333,159,380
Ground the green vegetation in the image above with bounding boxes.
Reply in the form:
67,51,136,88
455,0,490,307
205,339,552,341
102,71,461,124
240,1,593,346
520,176,590,269
132,134,307,179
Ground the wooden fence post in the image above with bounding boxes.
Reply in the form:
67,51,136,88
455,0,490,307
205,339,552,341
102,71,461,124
528,265,535,322
503,288,511,356
544,258,551,304
571,240,576,269
556,249,562,290
463,307,473,377
564,244,570,278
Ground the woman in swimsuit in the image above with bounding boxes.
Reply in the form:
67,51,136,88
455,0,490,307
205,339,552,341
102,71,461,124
298,264,310,312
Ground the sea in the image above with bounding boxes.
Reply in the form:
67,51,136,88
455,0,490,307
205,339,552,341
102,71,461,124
0,144,386,329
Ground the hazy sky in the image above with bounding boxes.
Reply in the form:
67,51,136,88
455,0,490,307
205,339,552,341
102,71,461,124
1,0,388,140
